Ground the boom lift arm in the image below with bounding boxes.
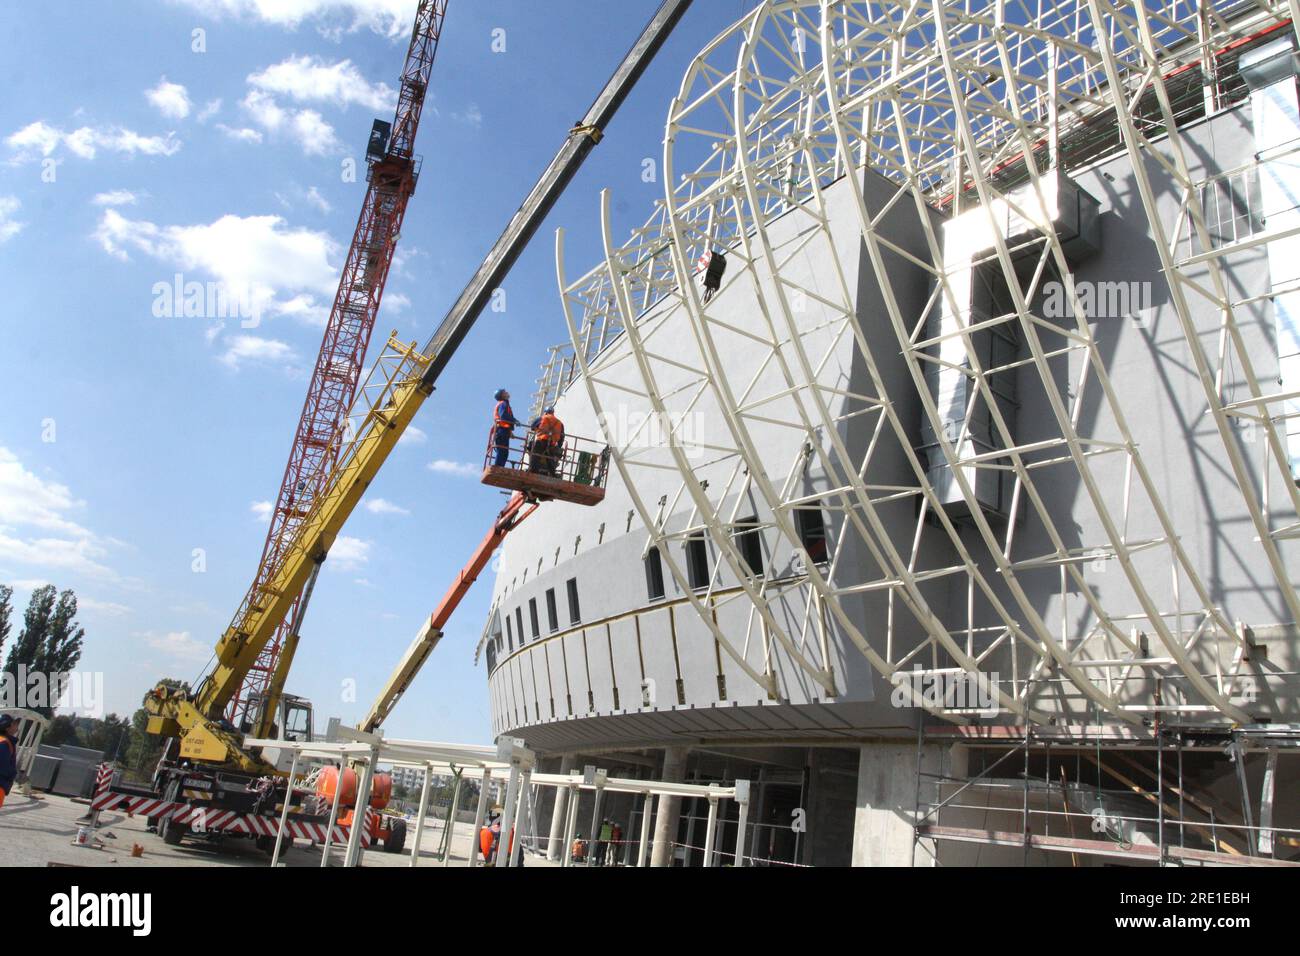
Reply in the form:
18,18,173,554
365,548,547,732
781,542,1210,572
360,493,537,734
145,0,693,774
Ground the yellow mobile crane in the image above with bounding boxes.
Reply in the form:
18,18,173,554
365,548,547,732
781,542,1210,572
123,0,693,850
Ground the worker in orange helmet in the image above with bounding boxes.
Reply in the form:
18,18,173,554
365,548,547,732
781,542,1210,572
531,406,565,477
490,389,520,469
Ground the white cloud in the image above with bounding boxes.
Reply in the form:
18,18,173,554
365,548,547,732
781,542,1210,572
383,292,410,313
0,196,23,242
0,447,90,537
398,425,427,447
305,186,331,214
146,77,192,120
0,448,123,584
240,91,339,156
167,0,418,38
289,108,339,156
428,459,480,478
197,98,222,123
327,535,371,571
220,335,296,370
250,500,273,523
453,103,484,129
249,55,397,112
217,124,263,144
6,121,61,157
6,120,180,162
364,498,409,517
0,532,117,582
140,630,210,663
91,190,139,207
93,209,340,324
79,597,133,616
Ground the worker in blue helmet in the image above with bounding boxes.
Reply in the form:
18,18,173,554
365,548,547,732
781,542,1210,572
491,389,521,468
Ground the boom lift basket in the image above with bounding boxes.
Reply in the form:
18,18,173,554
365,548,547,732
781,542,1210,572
482,429,610,505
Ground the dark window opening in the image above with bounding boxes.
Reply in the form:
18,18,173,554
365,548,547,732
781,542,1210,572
529,598,540,639
515,607,525,645
733,516,764,578
795,508,828,564
645,547,666,601
566,578,581,625
505,612,514,651
545,588,559,632
685,533,710,591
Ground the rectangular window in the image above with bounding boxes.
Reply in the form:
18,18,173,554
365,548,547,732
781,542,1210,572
795,507,829,564
505,612,514,651
645,547,666,601
529,598,540,639
545,588,559,632
566,578,581,624
515,607,525,645
733,515,764,578
685,533,710,591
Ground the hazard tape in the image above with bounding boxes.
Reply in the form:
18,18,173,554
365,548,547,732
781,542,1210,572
90,764,373,847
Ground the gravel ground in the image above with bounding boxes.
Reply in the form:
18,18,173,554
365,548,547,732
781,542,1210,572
1,791,559,868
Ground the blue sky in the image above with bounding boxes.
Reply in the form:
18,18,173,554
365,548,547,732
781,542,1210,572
0,0,749,743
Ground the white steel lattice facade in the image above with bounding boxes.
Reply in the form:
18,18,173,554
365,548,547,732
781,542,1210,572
482,1,1300,866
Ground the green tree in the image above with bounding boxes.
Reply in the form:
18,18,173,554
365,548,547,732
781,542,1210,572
0,584,12,661
3,585,86,718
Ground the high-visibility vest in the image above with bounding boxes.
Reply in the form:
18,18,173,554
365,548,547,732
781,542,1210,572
536,413,563,443
494,401,515,430
480,825,494,860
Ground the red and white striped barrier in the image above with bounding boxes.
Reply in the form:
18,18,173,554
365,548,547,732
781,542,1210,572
89,766,373,847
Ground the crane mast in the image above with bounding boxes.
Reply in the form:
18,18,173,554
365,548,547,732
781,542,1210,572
225,0,448,738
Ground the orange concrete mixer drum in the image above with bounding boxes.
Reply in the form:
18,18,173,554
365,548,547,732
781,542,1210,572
315,765,393,810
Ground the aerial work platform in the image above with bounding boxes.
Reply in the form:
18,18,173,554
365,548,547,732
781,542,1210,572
482,429,610,506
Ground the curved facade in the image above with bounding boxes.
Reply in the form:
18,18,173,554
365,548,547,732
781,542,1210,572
481,2,1300,867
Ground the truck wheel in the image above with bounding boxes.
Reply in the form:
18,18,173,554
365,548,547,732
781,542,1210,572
256,835,276,854
383,818,407,854
160,817,187,846
158,776,187,846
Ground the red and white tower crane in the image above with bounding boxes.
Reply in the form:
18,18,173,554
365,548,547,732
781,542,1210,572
226,1,449,733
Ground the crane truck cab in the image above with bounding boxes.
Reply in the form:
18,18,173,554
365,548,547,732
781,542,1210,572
248,692,315,774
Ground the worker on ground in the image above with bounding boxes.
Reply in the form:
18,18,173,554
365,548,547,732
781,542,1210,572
482,807,502,864
595,817,613,867
0,715,18,809
571,832,587,863
531,406,565,477
609,820,624,866
490,389,520,469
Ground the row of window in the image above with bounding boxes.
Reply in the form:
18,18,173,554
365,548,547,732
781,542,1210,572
493,508,828,662
502,577,582,653
644,507,827,599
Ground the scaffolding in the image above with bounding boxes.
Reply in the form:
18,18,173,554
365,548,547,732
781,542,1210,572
911,720,1300,866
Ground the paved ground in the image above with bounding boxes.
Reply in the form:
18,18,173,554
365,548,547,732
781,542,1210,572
1,791,561,868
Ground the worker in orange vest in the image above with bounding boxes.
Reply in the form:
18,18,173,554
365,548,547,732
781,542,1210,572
531,406,565,477
491,390,520,468
0,715,18,809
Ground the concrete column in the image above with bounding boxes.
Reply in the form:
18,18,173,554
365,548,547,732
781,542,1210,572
851,741,955,867
650,746,688,868
546,754,576,861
